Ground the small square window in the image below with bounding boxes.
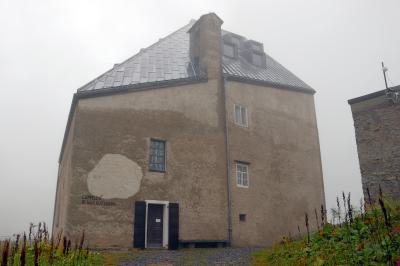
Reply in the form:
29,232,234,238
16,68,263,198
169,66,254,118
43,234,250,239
239,214,246,222
149,139,166,172
236,162,249,187
234,104,248,127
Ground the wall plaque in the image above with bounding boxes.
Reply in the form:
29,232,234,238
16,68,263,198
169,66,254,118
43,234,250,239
81,195,116,206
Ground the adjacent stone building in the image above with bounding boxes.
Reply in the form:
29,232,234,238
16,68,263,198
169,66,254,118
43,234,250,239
349,86,400,202
53,13,325,249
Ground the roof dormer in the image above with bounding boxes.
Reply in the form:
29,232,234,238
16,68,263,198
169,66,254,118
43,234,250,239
242,40,267,67
223,42,236,58
222,33,267,67
222,33,244,59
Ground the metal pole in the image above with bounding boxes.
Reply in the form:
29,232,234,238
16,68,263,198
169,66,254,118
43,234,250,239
382,62,389,90
222,76,232,246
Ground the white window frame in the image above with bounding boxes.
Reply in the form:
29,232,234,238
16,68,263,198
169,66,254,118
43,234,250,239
234,104,248,127
149,139,166,172
236,162,249,188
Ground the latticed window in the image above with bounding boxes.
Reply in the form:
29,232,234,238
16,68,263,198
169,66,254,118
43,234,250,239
234,104,248,127
149,139,166,172
236,162,249,187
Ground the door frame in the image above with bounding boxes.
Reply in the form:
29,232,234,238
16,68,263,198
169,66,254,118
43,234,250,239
145,200,169,248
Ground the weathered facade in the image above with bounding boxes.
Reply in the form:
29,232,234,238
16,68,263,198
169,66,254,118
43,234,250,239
53,13,325,249
349,86,400,202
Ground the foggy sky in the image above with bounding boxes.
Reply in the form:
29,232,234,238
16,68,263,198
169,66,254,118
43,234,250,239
1,0,399,237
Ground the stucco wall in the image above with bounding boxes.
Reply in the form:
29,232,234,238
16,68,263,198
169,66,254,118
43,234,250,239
62,80,229,248
226,81,325,247
53,110,76,237
350,96,400,201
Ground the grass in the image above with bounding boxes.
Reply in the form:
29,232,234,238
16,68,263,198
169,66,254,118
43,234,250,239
0,223,102,266
252,191,400,265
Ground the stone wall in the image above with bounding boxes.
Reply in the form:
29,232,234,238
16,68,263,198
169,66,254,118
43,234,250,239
350,95,400,201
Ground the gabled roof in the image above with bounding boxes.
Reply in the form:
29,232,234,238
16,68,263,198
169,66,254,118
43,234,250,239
78,21,313,93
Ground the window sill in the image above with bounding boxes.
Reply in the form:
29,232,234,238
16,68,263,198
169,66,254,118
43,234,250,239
236,184,249,188
149,169,166,173
234,122,249,128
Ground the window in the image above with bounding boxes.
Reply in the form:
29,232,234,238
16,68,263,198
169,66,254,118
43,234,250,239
236,162,249,187
239,214,246,222
223,43,235,58
252,52,263,67
231,37,241,47
234,104,248,127
251,43,263,52
149,139,166,172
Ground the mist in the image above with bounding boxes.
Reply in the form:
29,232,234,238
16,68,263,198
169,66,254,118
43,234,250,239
1,0,399,237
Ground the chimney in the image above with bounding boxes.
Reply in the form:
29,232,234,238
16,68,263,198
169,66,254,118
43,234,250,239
188,13,223,79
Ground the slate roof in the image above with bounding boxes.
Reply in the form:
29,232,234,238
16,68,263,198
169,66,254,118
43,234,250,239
78,21,313,93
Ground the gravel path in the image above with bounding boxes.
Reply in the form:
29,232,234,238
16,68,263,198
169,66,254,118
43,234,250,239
119,247,258,266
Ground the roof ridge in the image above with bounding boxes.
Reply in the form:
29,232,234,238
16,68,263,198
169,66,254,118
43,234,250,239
77,20,195,92
77,19,313,93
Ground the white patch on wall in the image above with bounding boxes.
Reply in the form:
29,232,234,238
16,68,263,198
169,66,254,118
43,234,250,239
87,154,142,199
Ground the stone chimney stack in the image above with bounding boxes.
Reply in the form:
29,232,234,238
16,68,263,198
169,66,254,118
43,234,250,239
188,13,223,79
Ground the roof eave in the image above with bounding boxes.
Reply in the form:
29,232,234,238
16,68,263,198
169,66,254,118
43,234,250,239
77,76,207,99
348,89,386,105
224,74,316,95
348,85,400,105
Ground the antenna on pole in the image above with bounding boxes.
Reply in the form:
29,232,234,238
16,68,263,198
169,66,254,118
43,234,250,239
382,62,399,103
381,61,389,91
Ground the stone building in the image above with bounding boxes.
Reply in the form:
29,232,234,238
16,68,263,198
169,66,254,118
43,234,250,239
53,13,325,249
349,85,400,201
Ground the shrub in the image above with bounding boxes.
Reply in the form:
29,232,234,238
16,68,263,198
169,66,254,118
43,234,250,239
253,189,400,265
